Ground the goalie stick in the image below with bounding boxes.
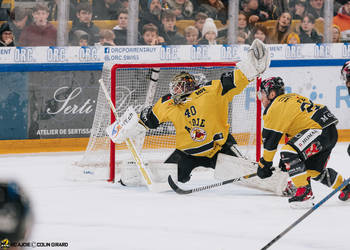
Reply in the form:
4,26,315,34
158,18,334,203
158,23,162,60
261,177,350,250
99,79,168,192
168,167,275,195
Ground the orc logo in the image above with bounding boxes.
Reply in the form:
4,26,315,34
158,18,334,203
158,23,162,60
190,45,209,60
190,127,207,142
220,45,239,60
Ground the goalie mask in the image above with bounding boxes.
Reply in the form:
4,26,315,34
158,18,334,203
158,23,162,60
259,77,285,100
341,61,350,95
169,72,199,104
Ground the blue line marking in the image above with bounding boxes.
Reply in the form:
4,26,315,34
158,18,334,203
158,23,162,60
270,59,348,67
0,59,348,72
0,63,103,72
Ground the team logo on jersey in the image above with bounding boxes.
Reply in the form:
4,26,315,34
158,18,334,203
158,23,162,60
305,142,321,158
190,127,207,142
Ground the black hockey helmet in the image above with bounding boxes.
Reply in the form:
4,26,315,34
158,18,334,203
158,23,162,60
341,61,350,82
169,72,198,104
342,61,350,95
260,77,285,98
0,180,33,242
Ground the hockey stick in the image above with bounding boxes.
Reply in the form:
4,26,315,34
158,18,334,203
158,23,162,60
99,79,168,192
168,167,275,195
261,177,350,250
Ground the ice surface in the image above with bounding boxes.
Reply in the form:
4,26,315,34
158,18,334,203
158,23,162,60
0,143,349,250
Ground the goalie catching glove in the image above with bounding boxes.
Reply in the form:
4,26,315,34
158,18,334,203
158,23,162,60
236,39,271,82
106,106,146,144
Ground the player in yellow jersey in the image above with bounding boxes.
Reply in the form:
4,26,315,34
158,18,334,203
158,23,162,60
256,76,350,208
136,39,271,183
140,70,248,182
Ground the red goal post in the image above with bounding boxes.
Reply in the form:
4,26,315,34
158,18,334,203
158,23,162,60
76,61,262,182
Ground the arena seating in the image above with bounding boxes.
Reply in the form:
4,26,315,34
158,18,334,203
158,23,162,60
0,18,324,42
49,20,225,36
257,19,325,36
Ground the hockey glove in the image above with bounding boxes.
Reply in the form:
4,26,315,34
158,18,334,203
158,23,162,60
278,159,288,172
236,39,270,82
257,157,273,179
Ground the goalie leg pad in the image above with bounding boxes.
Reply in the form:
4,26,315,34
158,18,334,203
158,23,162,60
120,160,144,187
120,160,177,187
214,154,289,196
151,162,177,184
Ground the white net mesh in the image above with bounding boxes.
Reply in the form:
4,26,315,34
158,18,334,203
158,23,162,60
75,62,259,181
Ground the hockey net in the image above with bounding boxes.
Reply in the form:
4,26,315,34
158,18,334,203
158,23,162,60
74,62,261,182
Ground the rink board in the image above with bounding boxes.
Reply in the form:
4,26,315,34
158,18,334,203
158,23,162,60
0,129,349,154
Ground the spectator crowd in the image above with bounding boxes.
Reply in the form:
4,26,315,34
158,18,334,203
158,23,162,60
0,0,350,47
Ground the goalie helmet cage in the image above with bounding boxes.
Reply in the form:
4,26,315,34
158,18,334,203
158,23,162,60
77,61,262,182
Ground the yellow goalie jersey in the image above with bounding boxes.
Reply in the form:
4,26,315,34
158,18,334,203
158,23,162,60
140,69,250,158
262,93,338,163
